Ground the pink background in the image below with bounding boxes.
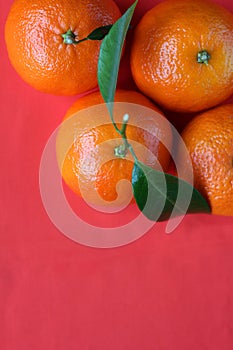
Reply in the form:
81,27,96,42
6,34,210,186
1,0,233,349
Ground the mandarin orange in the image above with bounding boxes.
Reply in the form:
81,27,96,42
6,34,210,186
56,90,172,207
131,0,233,113
180,104,233,216
5,0,121,95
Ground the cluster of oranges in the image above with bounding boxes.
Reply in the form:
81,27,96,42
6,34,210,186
5,0,233,216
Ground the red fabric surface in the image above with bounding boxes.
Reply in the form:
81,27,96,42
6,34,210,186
1,0,233,349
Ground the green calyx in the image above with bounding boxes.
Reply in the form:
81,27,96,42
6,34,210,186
197,50,211,65
114,144,128,158
61,30,77,44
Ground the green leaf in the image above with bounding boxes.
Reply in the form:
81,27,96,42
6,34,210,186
98,0,138,118
132,162,211,222
87,25,113,41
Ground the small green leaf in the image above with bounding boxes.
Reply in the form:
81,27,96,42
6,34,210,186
87,25,113,41
132,162,211,222
98,0,138,119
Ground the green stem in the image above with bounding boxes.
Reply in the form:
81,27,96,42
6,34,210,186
128,143,138,162
74,38,88,44
62,25,113,45
114,114,138,162
111,119,122,136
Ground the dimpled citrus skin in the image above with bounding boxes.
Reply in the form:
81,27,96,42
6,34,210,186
131,0,233,113
5,0,121,95
181,104,233,216
57,90,172,206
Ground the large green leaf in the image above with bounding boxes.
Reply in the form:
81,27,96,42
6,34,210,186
98,0,138,119
132,162,211,221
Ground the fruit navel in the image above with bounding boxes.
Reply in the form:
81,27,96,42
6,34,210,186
197,50,211,65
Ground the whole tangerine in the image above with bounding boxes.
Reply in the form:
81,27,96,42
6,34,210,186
56,90,172,207
131,0,233,113
5,0,121,95
179,104,233,216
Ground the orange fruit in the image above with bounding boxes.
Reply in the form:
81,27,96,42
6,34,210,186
131,0,233,113
179,104,233,216
56,90,172,207
5,0,121,95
